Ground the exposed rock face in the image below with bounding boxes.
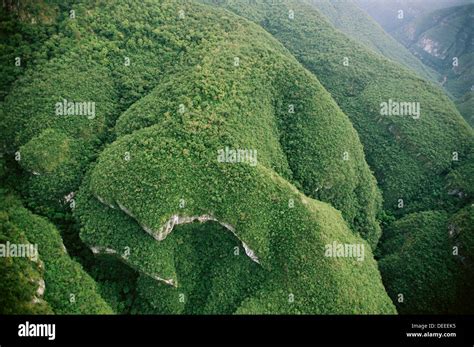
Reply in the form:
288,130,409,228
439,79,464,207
90,245,177,286
104,196,261,263
419,37,441,57
31,274,46,305
90,246,118,255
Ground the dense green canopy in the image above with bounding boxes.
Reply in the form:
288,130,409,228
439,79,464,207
205,0,473,215
0,0,472,315
0,192,112,314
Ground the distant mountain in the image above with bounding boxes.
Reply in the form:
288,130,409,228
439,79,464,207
355,0,472,33
393,4,474,125
309,0,439,82
355,0,474,125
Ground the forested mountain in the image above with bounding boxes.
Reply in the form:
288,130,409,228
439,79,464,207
204,0,472,213
0,0,394,314
0,0,472,315
392,4,474,125
354,0,473,125
354,0,472,33
205,0,473,314
309,0,439,82
0,193,113,314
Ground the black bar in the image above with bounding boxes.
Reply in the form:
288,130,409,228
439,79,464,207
0,315,473,345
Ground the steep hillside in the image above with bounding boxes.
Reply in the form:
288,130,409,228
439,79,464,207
0,0,395,314
0,195,52,314
457,91,474,126
0,1,381,242
0,192,113,314
354,0,472,33
393,4,474,125
379,208,474,314
205,0,474,314
1,0,472,316
309,0,439,82
0,0,63,101
205,0,473,216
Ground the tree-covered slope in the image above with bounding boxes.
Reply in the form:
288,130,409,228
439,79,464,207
122,222,266,315
354,0,472,33
456,91,474,126
0,191,112,314
0,0,395,314
0,0,62,101
392,4,474,125
1,0,471,316
75,1,393,313
205,0,473,216
204,0,474,314
379,208,474,314
309,0,439,82
0,196,52,314
1,0,381,241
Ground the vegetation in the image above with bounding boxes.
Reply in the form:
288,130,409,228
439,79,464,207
309,0,439,82
0,191,112,314
201,0,473,314
0,196,52,314
456,91,474,126
0,0,472,315
354,1,474,125
205,0,473,216
0,0,61,100
129,222,266,315
70,0,393,313
392,4,474,124
379,209,474,314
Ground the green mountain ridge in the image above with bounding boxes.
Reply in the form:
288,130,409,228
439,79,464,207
0,0,395,314
201,0,474,314
0,192,113,314
0,0,472,315
204,0,473,214
392,3,474,125
309,0,439,82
